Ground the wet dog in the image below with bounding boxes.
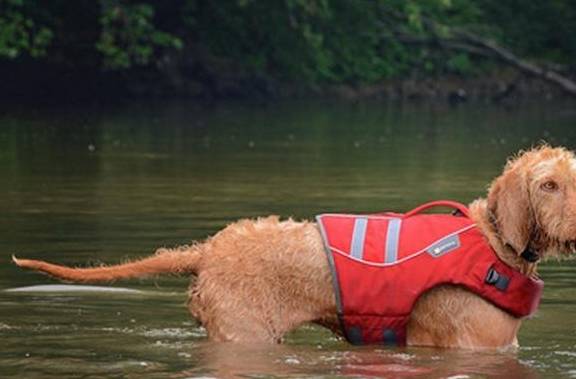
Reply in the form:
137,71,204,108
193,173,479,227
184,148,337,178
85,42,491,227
13,146,576,348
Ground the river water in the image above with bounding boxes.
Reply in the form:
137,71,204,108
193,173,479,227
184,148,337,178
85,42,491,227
1,100,575,378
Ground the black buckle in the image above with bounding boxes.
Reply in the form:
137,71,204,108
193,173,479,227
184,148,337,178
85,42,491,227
485,267,510,291
451,209,465,217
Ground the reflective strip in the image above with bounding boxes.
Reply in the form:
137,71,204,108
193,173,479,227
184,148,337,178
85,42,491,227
315,215,345,319
350,217,368,260
385,218,402,263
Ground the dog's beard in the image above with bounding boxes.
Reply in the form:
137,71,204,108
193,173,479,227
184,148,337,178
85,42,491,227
558,239,576,257
532,228,576,258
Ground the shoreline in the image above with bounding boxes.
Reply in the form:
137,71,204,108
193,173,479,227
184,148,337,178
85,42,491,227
0,67,572,107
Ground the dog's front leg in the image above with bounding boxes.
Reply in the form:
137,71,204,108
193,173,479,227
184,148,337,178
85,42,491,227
407,286,522,349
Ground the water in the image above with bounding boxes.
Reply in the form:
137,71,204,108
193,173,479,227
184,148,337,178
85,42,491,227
1,100,576,378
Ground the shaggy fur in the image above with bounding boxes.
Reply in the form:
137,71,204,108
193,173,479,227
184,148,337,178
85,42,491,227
13,146,576,348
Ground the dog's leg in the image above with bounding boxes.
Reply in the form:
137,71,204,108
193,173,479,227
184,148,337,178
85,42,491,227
188,282,289,342
185,217,338,343
407,286,521,348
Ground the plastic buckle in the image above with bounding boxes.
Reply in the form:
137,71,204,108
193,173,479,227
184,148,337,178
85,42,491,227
485,267,510,291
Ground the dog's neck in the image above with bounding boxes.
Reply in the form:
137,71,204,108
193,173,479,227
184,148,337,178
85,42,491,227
468,199,539,276
485,207,542,263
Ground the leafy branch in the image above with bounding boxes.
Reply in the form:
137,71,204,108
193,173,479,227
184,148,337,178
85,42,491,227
383,8,576,96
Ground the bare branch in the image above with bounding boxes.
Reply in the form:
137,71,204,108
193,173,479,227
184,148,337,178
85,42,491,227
453,30,576,94
393,33,494,57
382,9,576,96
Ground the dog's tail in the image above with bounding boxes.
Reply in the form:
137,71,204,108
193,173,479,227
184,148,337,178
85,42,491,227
12,246,202,283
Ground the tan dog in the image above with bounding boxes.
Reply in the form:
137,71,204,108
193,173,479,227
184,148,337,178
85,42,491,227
13,146,576,348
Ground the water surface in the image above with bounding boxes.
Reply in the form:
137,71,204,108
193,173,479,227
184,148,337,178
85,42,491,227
1,100,576,378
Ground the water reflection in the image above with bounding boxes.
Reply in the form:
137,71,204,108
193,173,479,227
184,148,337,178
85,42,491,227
177,342,539,378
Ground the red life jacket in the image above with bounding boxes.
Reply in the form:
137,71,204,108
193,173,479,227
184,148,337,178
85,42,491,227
316,200,543,346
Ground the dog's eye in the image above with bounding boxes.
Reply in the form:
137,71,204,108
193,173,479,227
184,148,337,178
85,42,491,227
541,180,559,192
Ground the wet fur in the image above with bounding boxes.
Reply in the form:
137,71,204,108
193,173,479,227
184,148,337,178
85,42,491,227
13,146,576,348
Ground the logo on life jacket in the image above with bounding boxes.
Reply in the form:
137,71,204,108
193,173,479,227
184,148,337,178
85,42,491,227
316,200,543,346
427,235,460,257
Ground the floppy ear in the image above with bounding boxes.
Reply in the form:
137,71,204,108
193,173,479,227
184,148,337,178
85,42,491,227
487,164,533,254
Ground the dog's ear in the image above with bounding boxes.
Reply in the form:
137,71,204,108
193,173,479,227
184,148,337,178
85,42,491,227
487,163,533,255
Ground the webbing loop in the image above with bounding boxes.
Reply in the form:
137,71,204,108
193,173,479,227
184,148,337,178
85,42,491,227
403,200,470,218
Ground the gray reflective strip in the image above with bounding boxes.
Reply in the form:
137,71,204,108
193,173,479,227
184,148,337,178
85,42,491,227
385,218,402,263
350,217,368,260
315,215,345,318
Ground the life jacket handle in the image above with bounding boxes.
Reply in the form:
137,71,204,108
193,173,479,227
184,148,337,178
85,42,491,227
403,200,470,218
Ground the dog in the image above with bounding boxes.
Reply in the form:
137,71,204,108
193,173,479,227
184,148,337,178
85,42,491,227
13,145,576,349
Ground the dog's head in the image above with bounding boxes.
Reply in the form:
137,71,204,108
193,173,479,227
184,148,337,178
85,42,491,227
488,145,576,258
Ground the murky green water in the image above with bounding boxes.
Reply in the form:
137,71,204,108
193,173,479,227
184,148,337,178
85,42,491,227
1,100,576,378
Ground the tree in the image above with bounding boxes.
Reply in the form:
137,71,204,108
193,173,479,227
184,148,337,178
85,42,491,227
1,0,575,97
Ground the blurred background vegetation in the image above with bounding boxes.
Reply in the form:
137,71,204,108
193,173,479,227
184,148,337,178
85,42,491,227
1,0,576,102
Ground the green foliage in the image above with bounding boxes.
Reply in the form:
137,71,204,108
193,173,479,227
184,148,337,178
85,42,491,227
478,0,576,63
0,0,52,58
0,0,575,90
96,2,182,69
446,53,472,74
